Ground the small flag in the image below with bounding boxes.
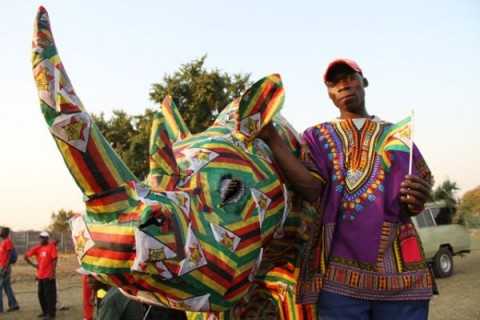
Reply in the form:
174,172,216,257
375,114,413,171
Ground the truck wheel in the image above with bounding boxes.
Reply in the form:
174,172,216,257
433,247,453,278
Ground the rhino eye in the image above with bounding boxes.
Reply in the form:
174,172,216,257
219,175,245,205
140,216,165,228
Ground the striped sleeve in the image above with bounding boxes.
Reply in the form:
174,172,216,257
412,144,434,186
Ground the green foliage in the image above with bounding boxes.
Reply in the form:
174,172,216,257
93,110,155,179
432,179,459,225
457,185,480,228
94,56,251,179
149,55,251,133
49,209,76,234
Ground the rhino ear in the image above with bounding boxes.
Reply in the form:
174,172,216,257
148,111,180,191
161,96,191,142
235,74,285,142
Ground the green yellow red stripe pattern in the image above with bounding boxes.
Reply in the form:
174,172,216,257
236,74,285,142
33,6,137,199
161,95,192,142
148,111,180,191
35,6,316,317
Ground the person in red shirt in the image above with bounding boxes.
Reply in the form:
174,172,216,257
25,231,58,320
0,227,19,313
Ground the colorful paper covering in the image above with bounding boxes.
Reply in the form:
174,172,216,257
33,6,317,317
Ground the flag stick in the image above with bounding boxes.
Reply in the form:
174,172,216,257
143,305,152,320
408,109,415,175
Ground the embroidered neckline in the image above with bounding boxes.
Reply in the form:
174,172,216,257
331,115,384,124
319,119,388,220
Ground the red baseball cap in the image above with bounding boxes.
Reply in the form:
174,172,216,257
324,58,363,82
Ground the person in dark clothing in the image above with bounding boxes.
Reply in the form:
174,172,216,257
144,305,187,320
25,231,58,320
95,284,188,320
97,287,145,320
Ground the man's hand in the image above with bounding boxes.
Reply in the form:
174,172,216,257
400,175,432,215
258,122,279,145
24,256,38,269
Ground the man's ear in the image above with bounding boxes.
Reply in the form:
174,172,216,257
363,77,369,88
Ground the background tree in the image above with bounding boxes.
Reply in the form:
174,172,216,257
48,209,76,234
431,179,459,225
94,56,250,178
149,55,251,133
457,185,480,228
93,109,154,179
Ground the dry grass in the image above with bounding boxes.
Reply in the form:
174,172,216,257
2,244,480,319
429,238,480,320
3,254,83,320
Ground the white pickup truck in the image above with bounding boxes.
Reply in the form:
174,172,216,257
412,202,471,278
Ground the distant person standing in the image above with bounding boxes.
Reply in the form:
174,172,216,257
0,227,20,313
25,231,58,320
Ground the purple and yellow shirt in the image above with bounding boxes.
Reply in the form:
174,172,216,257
296,117,434,303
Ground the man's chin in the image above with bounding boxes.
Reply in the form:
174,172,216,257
345,102,365,114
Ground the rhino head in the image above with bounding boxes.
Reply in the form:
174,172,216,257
32,7,302,312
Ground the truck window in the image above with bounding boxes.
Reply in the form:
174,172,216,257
416,209,436,228
416,211,428,228
430,208,440,219
434,207,453,225
423,209,436,227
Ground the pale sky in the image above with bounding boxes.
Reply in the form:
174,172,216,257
1,1,479,230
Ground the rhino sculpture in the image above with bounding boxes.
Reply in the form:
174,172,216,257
32,7,317,318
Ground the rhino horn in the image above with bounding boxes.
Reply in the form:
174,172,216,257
32,7,139,204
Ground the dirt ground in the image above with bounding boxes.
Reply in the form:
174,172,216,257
2,239,480,320
429,237,480,320
1,254,83,320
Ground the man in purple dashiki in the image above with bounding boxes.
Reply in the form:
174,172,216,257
260,59,434,320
